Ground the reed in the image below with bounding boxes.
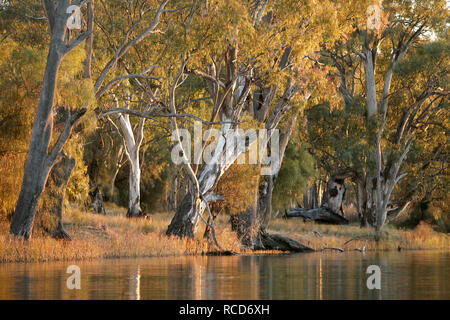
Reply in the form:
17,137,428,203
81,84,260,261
0,207,447,263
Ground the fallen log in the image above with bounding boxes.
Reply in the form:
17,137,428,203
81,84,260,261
285,207,349,225
257,231,315,253
322,246,344,252
230,214,314,252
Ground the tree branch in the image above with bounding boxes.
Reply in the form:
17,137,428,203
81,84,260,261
47,108,87,166
95,64,159,98
93,0,169,94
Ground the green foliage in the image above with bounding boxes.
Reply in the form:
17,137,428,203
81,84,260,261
305,100,370,174
389,36,449,209
273,142,316,211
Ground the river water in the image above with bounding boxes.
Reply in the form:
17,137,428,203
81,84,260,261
0,250,448,299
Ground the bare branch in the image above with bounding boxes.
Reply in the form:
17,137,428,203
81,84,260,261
94,0,169,94
47,108,87,166
42,0,56,33
95,64,159,98
63,30,94,54
99,107,238,126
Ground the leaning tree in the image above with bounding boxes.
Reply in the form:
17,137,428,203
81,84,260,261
10,0,92,238
10,0,172,237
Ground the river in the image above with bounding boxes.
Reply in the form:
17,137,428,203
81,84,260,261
0,250,448,299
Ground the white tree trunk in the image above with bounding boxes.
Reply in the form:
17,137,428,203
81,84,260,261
116,108,144,217
128,148,142,217
166,117,237,237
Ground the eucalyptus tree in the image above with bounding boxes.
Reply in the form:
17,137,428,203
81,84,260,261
97,0,313,239
163,0,346,241
92,0,184,217
312,0,448,230
10,0,92,238
387,35,449,225
10,0,172,237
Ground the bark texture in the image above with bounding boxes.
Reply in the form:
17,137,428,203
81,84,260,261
285,207,349,225
230,214,314,252
10,0,90,238
89,186,105,214
285,175,349,225
38,155,75,240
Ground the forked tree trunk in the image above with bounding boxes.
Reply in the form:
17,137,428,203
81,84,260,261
167,41,296,239
113,99,145,218
9,0,90,238
231,115,308,250
360,36,415,231
166,44,251,238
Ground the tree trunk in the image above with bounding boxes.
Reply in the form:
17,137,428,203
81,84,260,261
166,190,197,238
259,231,314,252
231,115,300,249
303,181,320,209
356,176,374,227
9,0,90,238
38,156,75,240
285,207,349,225
127,148,142,217
90,186,106,214
9,43,63,238
166,171,178,211
321,177,347,216
363,47,378,118
166,157,222,237
113,101,145,218
167,44,296,239
285,175,350,225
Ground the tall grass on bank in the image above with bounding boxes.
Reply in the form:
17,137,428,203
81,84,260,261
0,208,243,263
0,207,448,263
267,218,449,251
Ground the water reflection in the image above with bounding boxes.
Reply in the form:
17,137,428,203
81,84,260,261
0,251,448,300
128,265,140,300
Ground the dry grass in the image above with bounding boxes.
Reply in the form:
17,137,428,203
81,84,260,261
0,206,448,263
0,206,243,263
267,218,450,252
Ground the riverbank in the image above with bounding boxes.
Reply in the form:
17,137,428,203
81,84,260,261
0,206,448,263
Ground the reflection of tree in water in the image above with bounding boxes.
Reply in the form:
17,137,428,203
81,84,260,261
0,252,447,299
128,265,141,300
